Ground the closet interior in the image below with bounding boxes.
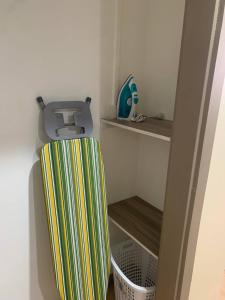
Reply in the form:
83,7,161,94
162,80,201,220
101,0,185,259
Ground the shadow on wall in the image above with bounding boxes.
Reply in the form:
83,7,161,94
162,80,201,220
29,161,60,300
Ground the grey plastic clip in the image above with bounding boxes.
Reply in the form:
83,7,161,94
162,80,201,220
37,96,93,141
36,97,46,110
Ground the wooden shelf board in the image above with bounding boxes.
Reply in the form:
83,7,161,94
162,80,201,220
102,118,172,141
108,196,163,258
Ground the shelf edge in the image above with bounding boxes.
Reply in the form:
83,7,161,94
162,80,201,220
109,216,159,259
101,119,171,142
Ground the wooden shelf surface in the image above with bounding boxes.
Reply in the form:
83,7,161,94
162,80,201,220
102,118,172,141
108,196,163,258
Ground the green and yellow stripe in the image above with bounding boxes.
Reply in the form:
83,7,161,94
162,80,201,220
40,138,110,300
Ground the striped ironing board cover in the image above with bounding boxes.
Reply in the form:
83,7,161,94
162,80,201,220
40,138,110,300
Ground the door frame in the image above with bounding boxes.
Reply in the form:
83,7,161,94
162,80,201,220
155,1,225,299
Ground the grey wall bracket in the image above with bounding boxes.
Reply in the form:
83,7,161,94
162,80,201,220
36,96,93,141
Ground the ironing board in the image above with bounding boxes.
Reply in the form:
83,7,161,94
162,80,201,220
40,138,111,300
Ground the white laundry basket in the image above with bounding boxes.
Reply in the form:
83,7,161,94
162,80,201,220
111,240,158,300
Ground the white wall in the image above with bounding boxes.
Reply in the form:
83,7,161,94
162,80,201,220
101,128,139,204
136,137,170,210
117,0,185,120
0,1,102,299
188,81,225,300
143,0,185,119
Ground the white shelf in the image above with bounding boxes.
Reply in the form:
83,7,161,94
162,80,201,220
102,118,172,142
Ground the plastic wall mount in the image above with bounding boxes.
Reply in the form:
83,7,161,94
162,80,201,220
37,97,93,141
